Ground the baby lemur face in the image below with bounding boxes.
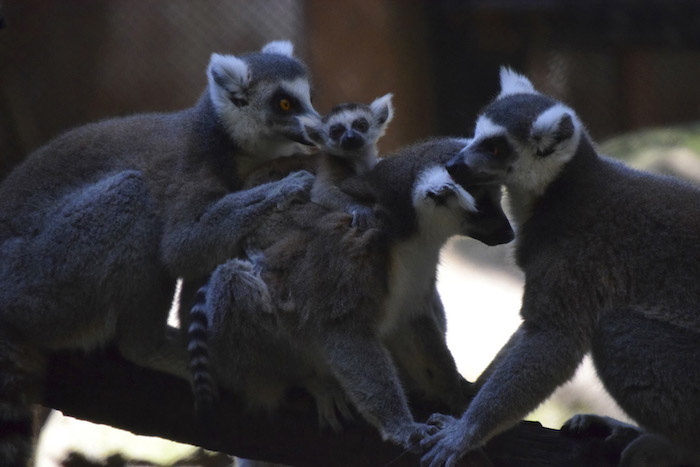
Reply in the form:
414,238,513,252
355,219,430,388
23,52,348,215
302,94,394,162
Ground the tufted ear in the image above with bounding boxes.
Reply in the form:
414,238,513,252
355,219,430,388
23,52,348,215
498,66,536,98
370,93,394,128
261,40,294,57
530,105,577,157
207,53,251,107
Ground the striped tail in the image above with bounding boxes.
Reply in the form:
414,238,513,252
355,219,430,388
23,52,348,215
0,340,41,467
187,280,219,422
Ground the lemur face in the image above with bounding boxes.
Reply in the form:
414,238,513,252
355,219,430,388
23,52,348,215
207,41,321,158
325,108,374,155
447,68,582,197
412,161,513,247
302,94,394,160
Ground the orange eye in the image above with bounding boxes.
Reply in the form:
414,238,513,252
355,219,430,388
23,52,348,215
491,145,499,156
279,98,291,111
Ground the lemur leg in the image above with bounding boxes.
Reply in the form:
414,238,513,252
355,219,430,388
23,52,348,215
321,328,438,449
1,170,168,351
579,311,700,465
0,170,168,465
181,259,287,413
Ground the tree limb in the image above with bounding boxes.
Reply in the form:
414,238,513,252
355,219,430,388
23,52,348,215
42,349,624,466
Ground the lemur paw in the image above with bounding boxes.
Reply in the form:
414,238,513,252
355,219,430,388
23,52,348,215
561,414,641,456
561,414,640,440
386,422,440,452
420,415,481,467
273,170,314,210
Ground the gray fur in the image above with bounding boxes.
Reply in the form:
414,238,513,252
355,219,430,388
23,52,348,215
309,94,394,228
187,138,512,449
0,41,317,465
421,68,700,466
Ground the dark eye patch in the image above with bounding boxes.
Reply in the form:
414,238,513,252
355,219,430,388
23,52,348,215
478,135,512,158
352,117,369,132
329,124,344,140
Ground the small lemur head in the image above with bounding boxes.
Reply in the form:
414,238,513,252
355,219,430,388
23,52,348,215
207,40,320,159
411,142,513,247
446,67,584,198
301,93,394,169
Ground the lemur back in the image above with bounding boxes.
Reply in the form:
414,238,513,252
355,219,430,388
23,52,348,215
184,135,513,449
0,40,318,465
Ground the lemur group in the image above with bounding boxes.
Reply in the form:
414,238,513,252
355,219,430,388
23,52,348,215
1,41,698,467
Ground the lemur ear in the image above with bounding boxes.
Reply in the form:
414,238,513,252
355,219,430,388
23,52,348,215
208,53,251,107
370,93,394,127
530,106,577,157
261,40,294,57
298,115,325,146
498,66,536,98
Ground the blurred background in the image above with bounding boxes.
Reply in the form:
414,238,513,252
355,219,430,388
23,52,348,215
2,1,700,465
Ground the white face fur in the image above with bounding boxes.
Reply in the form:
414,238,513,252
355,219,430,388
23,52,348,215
412,165,477,242
468,68,583,199
303,93,394,171
207,42,317,163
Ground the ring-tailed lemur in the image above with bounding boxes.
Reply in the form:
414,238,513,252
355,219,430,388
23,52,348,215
185,136,513,451
0,40,319,465
420,67,700,467
186,94,394,424
306,93,393,228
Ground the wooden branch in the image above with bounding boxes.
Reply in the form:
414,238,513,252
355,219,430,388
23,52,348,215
42,349,624,466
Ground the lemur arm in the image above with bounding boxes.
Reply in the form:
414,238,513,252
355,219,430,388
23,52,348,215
422,320,588,464
474,325,526,391
161,171,314,280
321,325,433,448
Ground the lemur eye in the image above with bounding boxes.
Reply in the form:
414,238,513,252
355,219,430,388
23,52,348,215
329,124,344,140
491,144,499,156
352,118,369,132
279,98,292,112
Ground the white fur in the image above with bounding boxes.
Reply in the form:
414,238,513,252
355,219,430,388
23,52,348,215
207,53,251,108
412,166,476,214
530,103,582,155
322,102,391,171
212,76,314,175
370,93,394,122
381,166,476,335
471,115,507,143
498,66,536,98
505,105,583,226
261,40,294,57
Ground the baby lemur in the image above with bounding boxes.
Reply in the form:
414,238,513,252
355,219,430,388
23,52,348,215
306,93,394,228
421,68,700,467
0,41,318,465
185,133,514,451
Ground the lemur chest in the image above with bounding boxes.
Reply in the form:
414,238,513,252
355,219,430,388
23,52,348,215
380,236,441,335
